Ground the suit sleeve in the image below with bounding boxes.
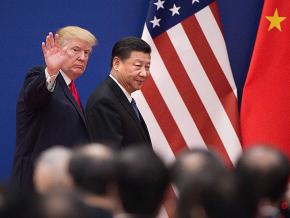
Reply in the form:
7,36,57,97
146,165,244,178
85,98,123,149
23,66,53,110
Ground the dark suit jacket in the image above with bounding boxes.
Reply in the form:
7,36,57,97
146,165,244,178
85,77,151,149
12,66,89,190
86,205,112,218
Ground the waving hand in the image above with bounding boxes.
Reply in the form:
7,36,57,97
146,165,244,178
41,32,67,76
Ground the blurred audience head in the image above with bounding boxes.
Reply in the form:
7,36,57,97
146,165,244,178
69,143,115,195
176,170,240,218
115,145,169,217
171,148,229,191
37,190,91,218
68,143,116,211
33,146,73,194
173,148,240,218
235,145,289,218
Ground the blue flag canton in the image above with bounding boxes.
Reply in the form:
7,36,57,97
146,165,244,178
146,0,215,38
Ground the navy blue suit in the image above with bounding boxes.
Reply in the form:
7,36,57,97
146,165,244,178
85,77,151,149
12,66,89,190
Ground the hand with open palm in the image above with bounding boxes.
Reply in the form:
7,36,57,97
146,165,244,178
41,32,67,76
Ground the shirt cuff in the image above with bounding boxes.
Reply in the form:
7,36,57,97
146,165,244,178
45,68,58,92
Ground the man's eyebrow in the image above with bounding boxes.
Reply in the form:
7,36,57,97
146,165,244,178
133,58,150,62
71,45,91,51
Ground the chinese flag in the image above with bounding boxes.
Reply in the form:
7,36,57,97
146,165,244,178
240,0,290,158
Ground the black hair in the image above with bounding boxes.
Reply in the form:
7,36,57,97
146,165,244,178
115,145,169,216
235,146,290,218
110,36,151,67
69,149,115,195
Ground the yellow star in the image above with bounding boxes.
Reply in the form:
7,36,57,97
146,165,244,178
266,8,286,31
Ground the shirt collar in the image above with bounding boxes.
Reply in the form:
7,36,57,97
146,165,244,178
109,74,132,103
60,70,72,86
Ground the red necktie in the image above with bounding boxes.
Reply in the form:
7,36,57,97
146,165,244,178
69,81,81,109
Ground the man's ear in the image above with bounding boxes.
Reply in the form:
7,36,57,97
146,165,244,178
113,57,120,71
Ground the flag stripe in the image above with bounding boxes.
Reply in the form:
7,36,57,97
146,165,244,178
141,76,187,155
182,13,240,137
196,6,237,96
133,90,176,164
159,207,170,218
141,25,207,148
167,23,241,164
140,2,243,218
162,186,177,218
153,31,232,166
209,1,223,34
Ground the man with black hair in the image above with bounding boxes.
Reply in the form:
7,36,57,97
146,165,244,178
170,148,229,191
86,37,152,149
235,145,290,218
68,143,115,218
176,170,241,218
171,148,242,218
114,145,169,218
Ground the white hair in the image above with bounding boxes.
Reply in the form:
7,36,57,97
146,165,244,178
34,146,73,194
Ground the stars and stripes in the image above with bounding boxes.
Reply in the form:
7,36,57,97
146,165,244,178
133,0,242,168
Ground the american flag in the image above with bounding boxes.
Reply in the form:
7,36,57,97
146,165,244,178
133,0,242,166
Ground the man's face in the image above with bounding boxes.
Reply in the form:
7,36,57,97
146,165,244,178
114,51,151,94
61,39,92,80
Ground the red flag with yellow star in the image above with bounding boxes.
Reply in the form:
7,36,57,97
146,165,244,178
240,1,290,158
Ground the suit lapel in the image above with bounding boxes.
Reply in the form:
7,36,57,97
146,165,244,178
107,77,150,143
57,74,87,126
